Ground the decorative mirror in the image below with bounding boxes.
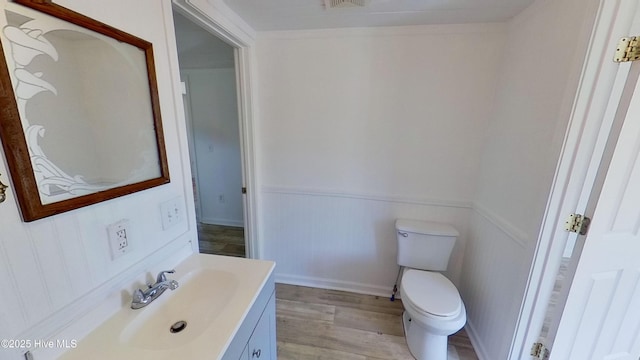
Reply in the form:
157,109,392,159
0,0,169,221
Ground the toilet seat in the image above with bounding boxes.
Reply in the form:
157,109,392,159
401,269,462,319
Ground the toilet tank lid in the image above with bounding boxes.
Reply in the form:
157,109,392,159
395,219,459,237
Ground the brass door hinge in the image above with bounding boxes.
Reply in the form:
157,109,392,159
564,213,591,235
531,342,549,360
614,36,640,62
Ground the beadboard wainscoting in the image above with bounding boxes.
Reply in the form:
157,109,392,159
0,1,200,358
261,187,472,296
460,207,530,360
261,186,533,360
458,0,598,358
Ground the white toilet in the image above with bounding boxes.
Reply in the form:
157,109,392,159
396,219,466,360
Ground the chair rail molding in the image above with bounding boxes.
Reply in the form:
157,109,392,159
262,186,473,209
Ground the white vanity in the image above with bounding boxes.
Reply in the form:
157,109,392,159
60,254,276,360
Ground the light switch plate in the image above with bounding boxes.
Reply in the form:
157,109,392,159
107,219,131,259
160,197,184,230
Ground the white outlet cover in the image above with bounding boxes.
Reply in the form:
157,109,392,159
107,219,131,259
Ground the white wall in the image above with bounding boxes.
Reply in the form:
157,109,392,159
0,1,597,359
459,0,598,358
255,24,505,293
182,68,244,226
147,2,596,359
0,0,196,358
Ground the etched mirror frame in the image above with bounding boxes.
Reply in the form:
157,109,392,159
0,0,169,221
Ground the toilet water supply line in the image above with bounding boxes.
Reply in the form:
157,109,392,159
390,266,403,301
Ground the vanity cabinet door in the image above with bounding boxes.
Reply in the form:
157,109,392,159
239,344,249,360
221,280,276,360
248,308,272,360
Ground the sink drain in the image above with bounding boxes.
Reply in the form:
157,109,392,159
170,320,187,333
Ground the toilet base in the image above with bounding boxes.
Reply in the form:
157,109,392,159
403,312,449,360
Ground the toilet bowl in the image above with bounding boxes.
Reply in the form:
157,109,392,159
400,269,466,360
395,219,466,360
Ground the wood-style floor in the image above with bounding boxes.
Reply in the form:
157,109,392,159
197,223,245,257
276,283,479,360
197,224,479,359
540,257,571,340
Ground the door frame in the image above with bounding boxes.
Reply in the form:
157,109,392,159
172,0,260,258
180,76,204,222
511,0,640,358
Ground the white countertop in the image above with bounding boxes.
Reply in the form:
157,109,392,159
59,254,275,360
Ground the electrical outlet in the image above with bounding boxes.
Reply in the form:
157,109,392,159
107,219,131,259
161,197,184,230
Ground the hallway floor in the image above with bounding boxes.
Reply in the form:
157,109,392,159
197,223,245,257
276,283,478,360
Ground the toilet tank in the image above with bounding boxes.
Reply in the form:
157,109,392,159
396,219,459,271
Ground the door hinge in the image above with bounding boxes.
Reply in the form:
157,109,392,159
531,342,549,360
614,36,640,62
242,186,247,194
564,213,591,235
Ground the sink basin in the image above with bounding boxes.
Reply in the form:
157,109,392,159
120,269,238,350
59,254,275,360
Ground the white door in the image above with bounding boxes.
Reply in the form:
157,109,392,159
549,63,640,359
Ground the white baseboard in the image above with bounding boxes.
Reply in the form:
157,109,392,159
277,272,491,360
275,273,395,299
465,319,491,360
200,217,244,227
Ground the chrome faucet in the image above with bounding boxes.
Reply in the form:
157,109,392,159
131,270,179,309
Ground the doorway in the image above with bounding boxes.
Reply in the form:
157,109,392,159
512,0,640,357
173,10,246,258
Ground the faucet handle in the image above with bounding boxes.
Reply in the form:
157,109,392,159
132,289,145,303
156,269,175,283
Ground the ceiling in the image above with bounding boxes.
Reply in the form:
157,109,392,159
173,11,235,69
221,0,536,31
